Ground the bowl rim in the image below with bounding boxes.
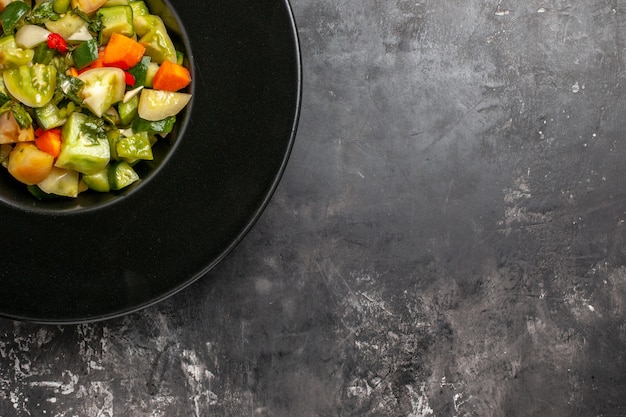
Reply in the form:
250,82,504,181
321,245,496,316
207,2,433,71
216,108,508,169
0,0,196,215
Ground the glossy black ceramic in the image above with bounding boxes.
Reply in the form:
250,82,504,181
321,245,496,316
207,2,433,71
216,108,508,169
0,0,301,323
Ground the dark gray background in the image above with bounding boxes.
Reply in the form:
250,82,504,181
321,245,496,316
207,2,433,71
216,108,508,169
2,0,626,415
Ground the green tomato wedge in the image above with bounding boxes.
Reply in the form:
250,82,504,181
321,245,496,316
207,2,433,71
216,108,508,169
3,64,57,108
37,166,80,198
134,15,177,64
0,36,34,69
137,89,191,121
78,67,126,118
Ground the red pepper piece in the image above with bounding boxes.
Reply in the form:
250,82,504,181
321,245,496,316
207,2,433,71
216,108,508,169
47,33,68,54
124,71,136,87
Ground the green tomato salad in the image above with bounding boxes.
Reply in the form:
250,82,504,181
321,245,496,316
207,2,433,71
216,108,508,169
0,0,192,198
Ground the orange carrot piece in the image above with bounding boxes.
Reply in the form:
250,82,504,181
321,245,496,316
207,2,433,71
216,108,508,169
67,67,79,77
35,128,62,158
152,60,191,91
102,33,146,70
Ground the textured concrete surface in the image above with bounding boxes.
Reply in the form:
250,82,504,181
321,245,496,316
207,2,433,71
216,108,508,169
2,0,626,416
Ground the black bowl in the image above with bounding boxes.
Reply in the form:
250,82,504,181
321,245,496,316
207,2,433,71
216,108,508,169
0,0,301,323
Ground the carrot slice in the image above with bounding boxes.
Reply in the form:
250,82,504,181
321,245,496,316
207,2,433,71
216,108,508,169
35,128,62,158
102,33,146,70
152,60,191,91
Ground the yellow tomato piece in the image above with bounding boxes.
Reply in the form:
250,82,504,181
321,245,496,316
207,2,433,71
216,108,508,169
70,0,107,13
8,142,54,185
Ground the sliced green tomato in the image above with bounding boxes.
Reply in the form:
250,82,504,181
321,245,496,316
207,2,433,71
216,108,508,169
78,67,126,118
137,89,191,121
0,36,34,69
3,64,57,108
134,15,177,64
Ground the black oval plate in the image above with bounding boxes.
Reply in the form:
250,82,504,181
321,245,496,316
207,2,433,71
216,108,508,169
0,0,301,323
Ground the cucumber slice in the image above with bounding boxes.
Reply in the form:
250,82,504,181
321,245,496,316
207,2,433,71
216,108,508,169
108,160,138,190
144,61,159,87
127,56,151,87
118,94,139,126
98,5,134,45
45,13,89,40
34,103,67,130
72,38,98,70
129,1,149,16
82,167,111,192
104,0,130,5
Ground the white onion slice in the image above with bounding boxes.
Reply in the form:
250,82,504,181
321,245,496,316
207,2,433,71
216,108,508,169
123,86,144,104
15,25,51,49
67,26,93,42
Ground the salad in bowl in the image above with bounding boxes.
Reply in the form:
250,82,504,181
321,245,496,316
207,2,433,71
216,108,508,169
0,0,191,199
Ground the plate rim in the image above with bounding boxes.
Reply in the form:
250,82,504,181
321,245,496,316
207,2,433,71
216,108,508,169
0,0,303,324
